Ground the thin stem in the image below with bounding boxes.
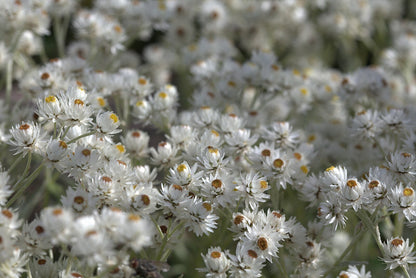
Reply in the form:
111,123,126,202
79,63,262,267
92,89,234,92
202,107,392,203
8,153,24,173
357,210,384,253
7,162,45,208
156,221,185,261
402,265,411,278
274,258,289,278
394,214,404,237
66,131,96,144
54,16,65,57
53,122,57,139
12,152,32,189
5,59,13,107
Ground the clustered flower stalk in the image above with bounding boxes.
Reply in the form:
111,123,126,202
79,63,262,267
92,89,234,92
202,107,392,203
0,1,415,278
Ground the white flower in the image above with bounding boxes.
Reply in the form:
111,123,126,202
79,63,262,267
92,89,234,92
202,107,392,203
386,152,416,182
341,178,364,211
228,242,265,278
180,197,218,237
382,237,416,270
61,186,98,215
40,207,74,244
235,172,270,210
242,224,282,262
70,215,113,266
96,111,121,136
121,130,149,158
389,184,416,222
37,94,62,123
9,122,45,156
262,122,300,150
338,264,372,278
350,110,382,139
44,139,68,163
198,247,231,278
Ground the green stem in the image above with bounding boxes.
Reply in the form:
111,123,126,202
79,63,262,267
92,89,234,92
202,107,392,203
66,131,96,144
8,153,24,173
274,258,289,278
5,59,13,107
12,152,32,189
156,221,185,261
394,214,404,237
53,16,66,57
402,265,411,278
7,162,45,208
357,210,384,253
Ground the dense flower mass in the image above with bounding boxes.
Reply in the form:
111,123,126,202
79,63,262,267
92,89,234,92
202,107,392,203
0,0,416,277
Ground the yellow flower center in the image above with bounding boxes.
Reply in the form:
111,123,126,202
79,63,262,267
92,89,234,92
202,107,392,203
110,113,118,123
138,78,147,85
211,179,222,189
202,202,212,211
326,166,335,172
300,88,308,95
116,144,125,153
97,97,105,107
158,92,167,99
403,188,414,197
177,164,187,172
273,159,284,168
346,180,358,188
45,95,57,103
301,165,308,174
74,99,84,106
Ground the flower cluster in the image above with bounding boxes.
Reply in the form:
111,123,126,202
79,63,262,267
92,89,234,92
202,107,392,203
0,0,416,277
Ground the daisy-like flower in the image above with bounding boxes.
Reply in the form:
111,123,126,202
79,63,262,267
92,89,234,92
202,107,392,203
36,94,62,123
388,184,416,222
39,207,74,244
150,141,179,169
95,111,121,137
341,178,364,211
198,246,231,278
242,224,282,262
318,195,348,230
350,110,382,140
235,172,270,210
262,122,300,150
9,122,45,156
338,264,372,278
121,130,149,158
57,87,93,127
167,161,203,190
362,167,392,211
61,186,98,215
382,237,416,270
44,139,68,164
386,151,416,183
228,242,265,278
180,197,219,237
70,215,113,266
